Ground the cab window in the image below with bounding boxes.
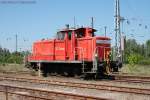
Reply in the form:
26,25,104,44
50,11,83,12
56,32,65,40
68,31,72,40
76,29,85,38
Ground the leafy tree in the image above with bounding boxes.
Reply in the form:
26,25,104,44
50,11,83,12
124,39,150,65
0,46,30,64
127,54,143,71
146,40,150,57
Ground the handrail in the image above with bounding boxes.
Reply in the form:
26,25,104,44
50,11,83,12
93,46,104,62
74,47,84,61
74,47,85,72
93,46,110,62
92,46,104,72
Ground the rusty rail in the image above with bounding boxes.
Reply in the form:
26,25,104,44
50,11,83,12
115,75,150,80
0,76,150,95
0,84,108,100
1,71,150,84
113,74,150,84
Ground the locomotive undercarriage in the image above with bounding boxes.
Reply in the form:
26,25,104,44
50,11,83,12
28,60,119,79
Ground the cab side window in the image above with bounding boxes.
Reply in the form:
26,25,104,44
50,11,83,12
68,31,72,40
56,32,65,40
77,32,85,38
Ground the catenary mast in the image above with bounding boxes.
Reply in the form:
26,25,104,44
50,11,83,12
115,0,122,62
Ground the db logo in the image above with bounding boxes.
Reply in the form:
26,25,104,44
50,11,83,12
56,47,65,51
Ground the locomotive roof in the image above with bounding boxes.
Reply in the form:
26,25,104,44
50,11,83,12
76,27,97,32
59,27,97,33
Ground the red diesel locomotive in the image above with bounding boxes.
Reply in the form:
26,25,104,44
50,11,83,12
28,26,119,78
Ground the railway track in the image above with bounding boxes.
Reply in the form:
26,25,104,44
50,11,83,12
0,84,107,100
1,71,150,84
113,74,150,84
1,70,150,85
0,75,150,96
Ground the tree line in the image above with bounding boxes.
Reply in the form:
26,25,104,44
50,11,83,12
124,39,150,65
0,47,30,64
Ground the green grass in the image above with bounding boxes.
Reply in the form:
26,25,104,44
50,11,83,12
0,63,30,72
120,64,150,76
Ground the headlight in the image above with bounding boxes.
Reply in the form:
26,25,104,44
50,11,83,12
95,53,98,57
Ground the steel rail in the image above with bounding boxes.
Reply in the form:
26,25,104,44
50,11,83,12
0,76,150,95
0,84,108,100
113,74,150,84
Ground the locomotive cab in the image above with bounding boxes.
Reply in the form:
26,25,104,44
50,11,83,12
75,27,95,38
56,27,95,40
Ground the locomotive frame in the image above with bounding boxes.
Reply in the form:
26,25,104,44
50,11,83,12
27,26,120,78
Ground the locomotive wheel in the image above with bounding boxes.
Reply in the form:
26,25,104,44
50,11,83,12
82,73,95,80
73,68,81,78
113,67,118,72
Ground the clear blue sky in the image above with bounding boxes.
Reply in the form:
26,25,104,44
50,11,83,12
0,0,150,52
